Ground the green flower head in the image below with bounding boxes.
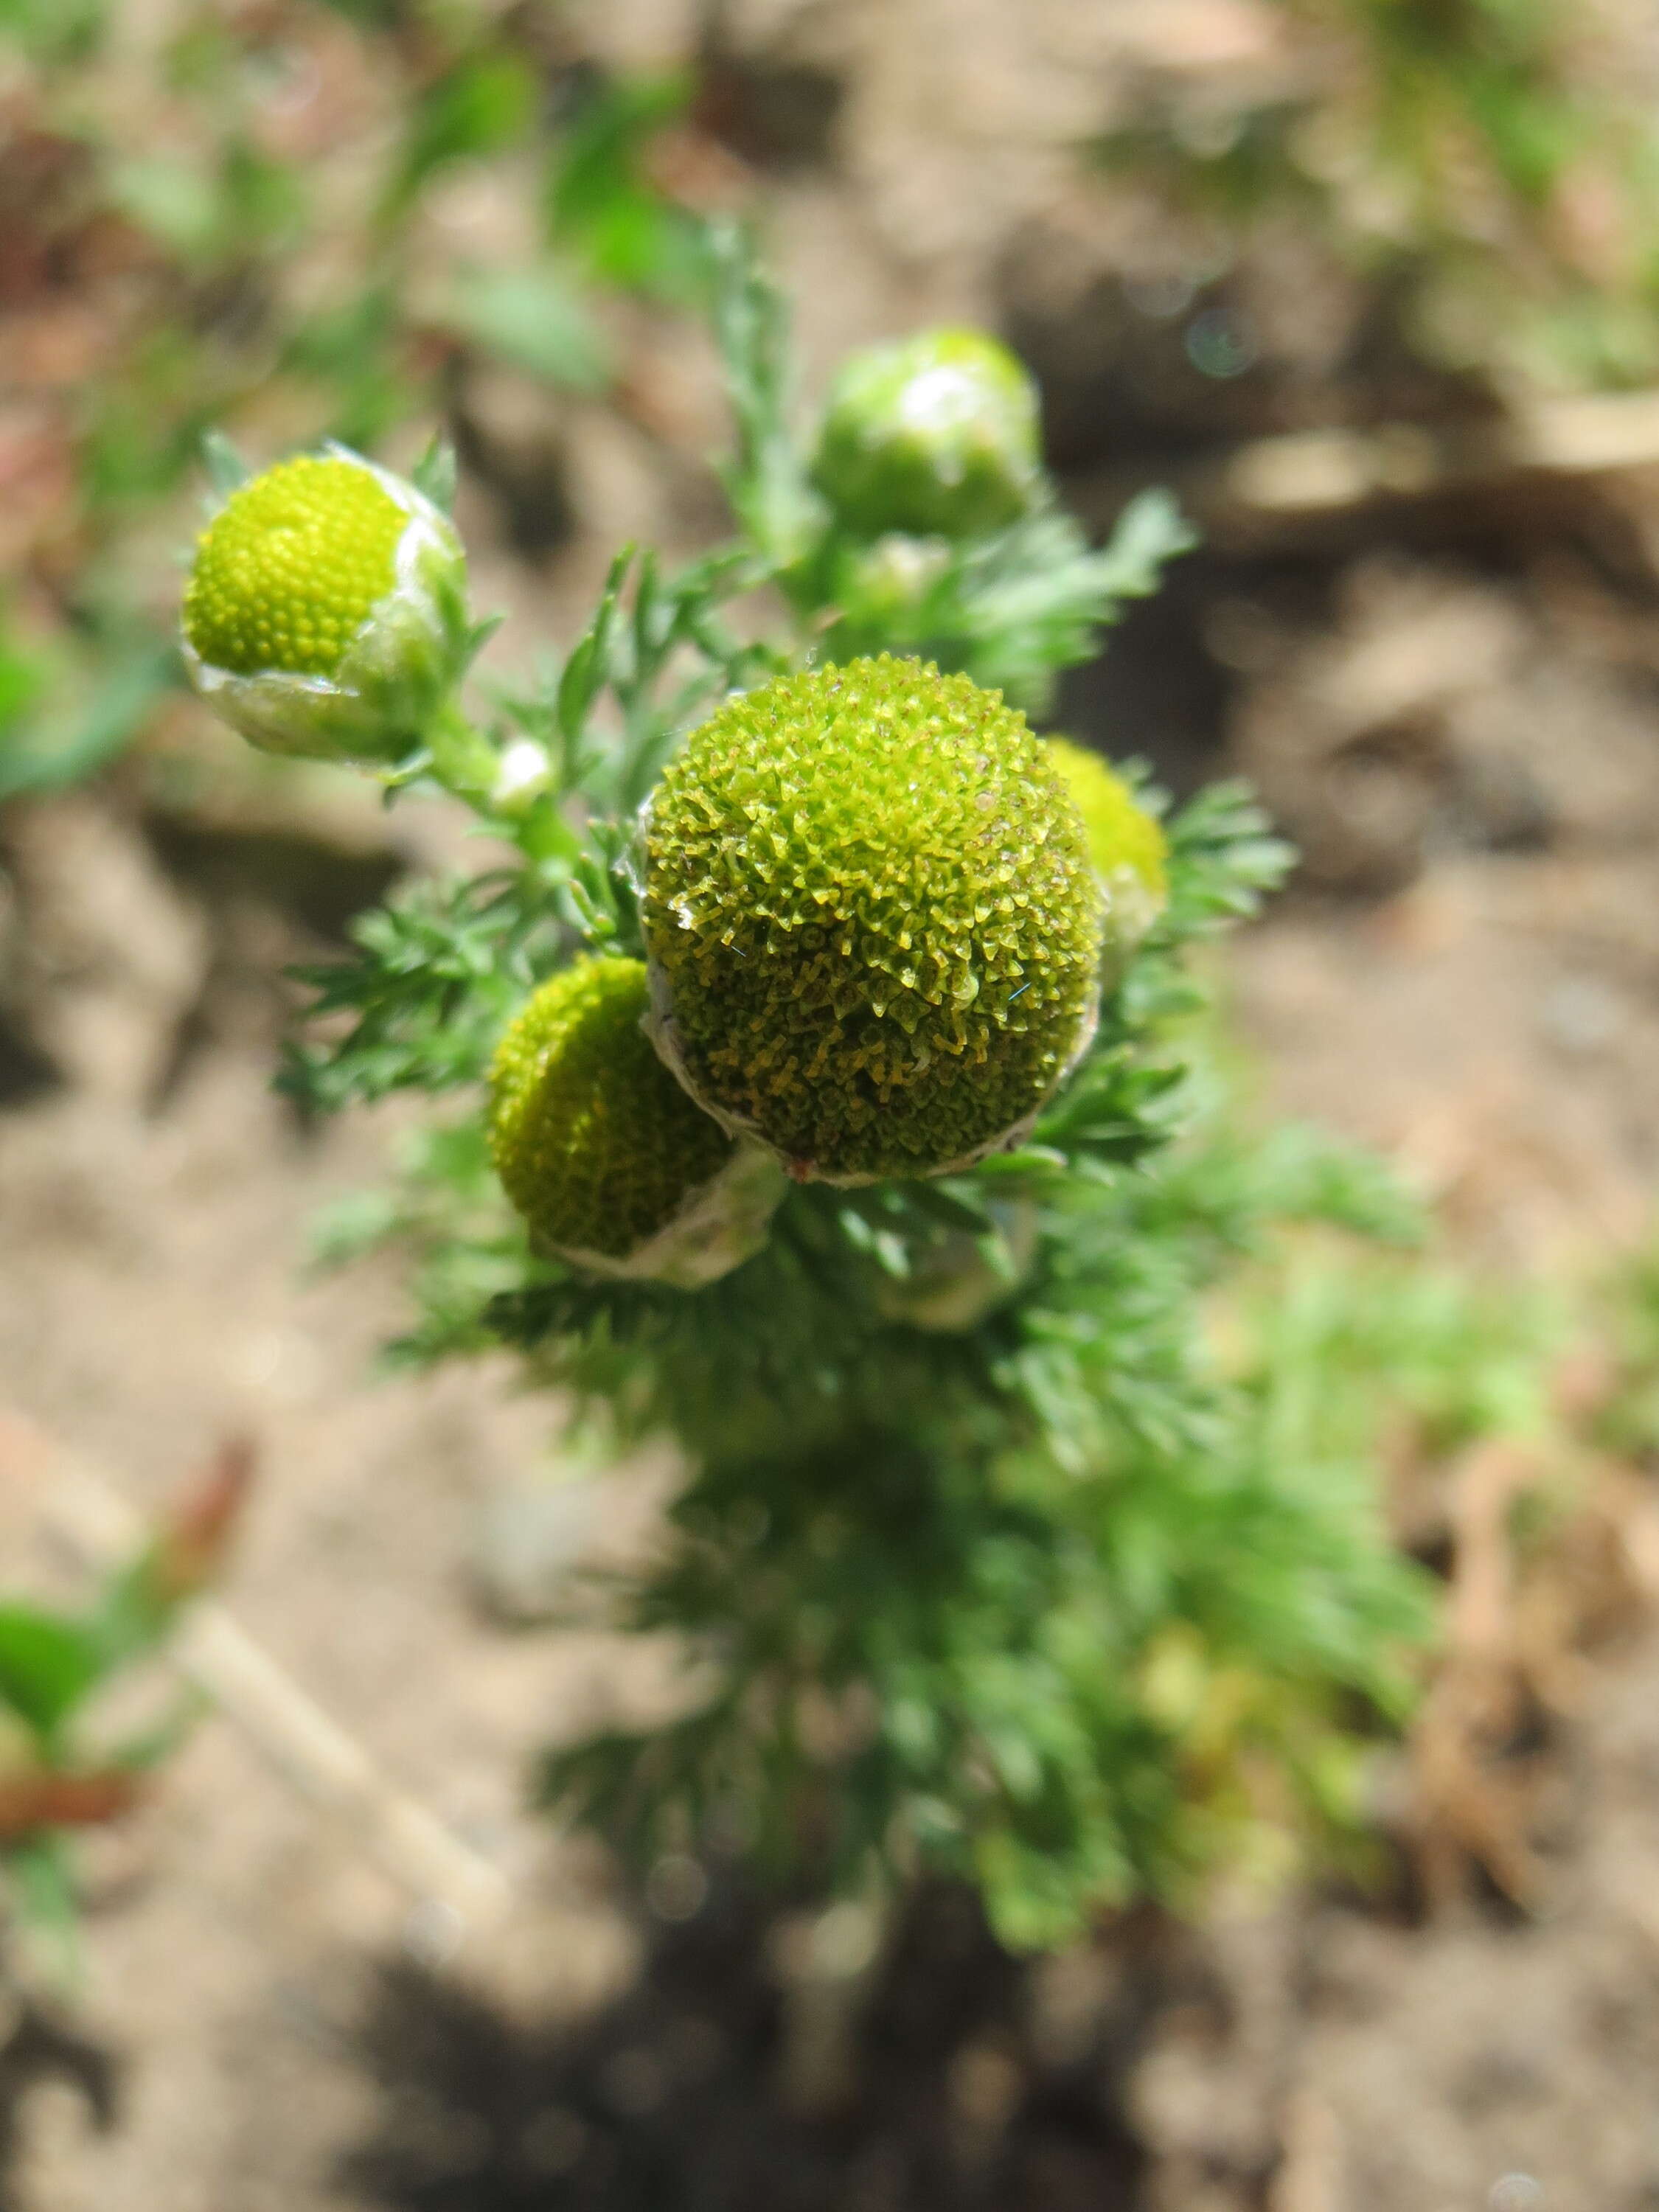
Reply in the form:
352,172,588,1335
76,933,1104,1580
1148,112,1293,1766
1044,738,1169,973
181,447,470,764
490,956,783,1287
811,328,1043,540
642,656,1103,1183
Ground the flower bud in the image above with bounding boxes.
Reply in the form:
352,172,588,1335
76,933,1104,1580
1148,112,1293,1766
181,447,470,764
831,532,952,632
810,330,1043,541
489,956,785,1288
1045,738,1169,975
643,656,1103,1185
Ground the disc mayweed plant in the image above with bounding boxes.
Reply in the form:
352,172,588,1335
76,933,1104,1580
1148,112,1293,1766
182,238,1433,1949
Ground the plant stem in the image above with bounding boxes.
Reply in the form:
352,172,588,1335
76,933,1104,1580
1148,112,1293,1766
424,696,504,811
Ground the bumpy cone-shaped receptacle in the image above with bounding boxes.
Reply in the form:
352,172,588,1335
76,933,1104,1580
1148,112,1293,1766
489,956,785,1289
642,655,1104,1184
1044,738,1169,981
182,447,470,765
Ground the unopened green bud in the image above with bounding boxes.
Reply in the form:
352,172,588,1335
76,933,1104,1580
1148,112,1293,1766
827,532,952,646
643,655,1103,1184
811,329,1043,540
181,447,470,764
1045,738,1169,973
489,956,784,1288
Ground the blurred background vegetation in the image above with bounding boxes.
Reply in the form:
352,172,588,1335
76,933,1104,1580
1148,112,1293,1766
1,0,730,799
11,0,1659,801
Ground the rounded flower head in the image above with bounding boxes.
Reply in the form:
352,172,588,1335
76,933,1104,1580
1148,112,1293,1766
642,656,1104,1183
1044,738,1169,972
811,330,1043,541
181,448,470,764
489,956,783,1287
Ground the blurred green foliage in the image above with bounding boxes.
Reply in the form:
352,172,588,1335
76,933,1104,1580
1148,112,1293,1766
1597,1238,1659,1463
1095,0,1659,391
0,1448,248,1980
13,0,1659,807
0,0,720,796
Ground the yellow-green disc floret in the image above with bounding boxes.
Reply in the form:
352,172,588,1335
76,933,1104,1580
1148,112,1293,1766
490,957,737,1264
1045,739,1169,910
643,656,1104,1183
184,455,406,680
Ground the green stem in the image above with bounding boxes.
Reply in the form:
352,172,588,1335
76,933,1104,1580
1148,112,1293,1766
424,696,504,811
422,696,585,873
